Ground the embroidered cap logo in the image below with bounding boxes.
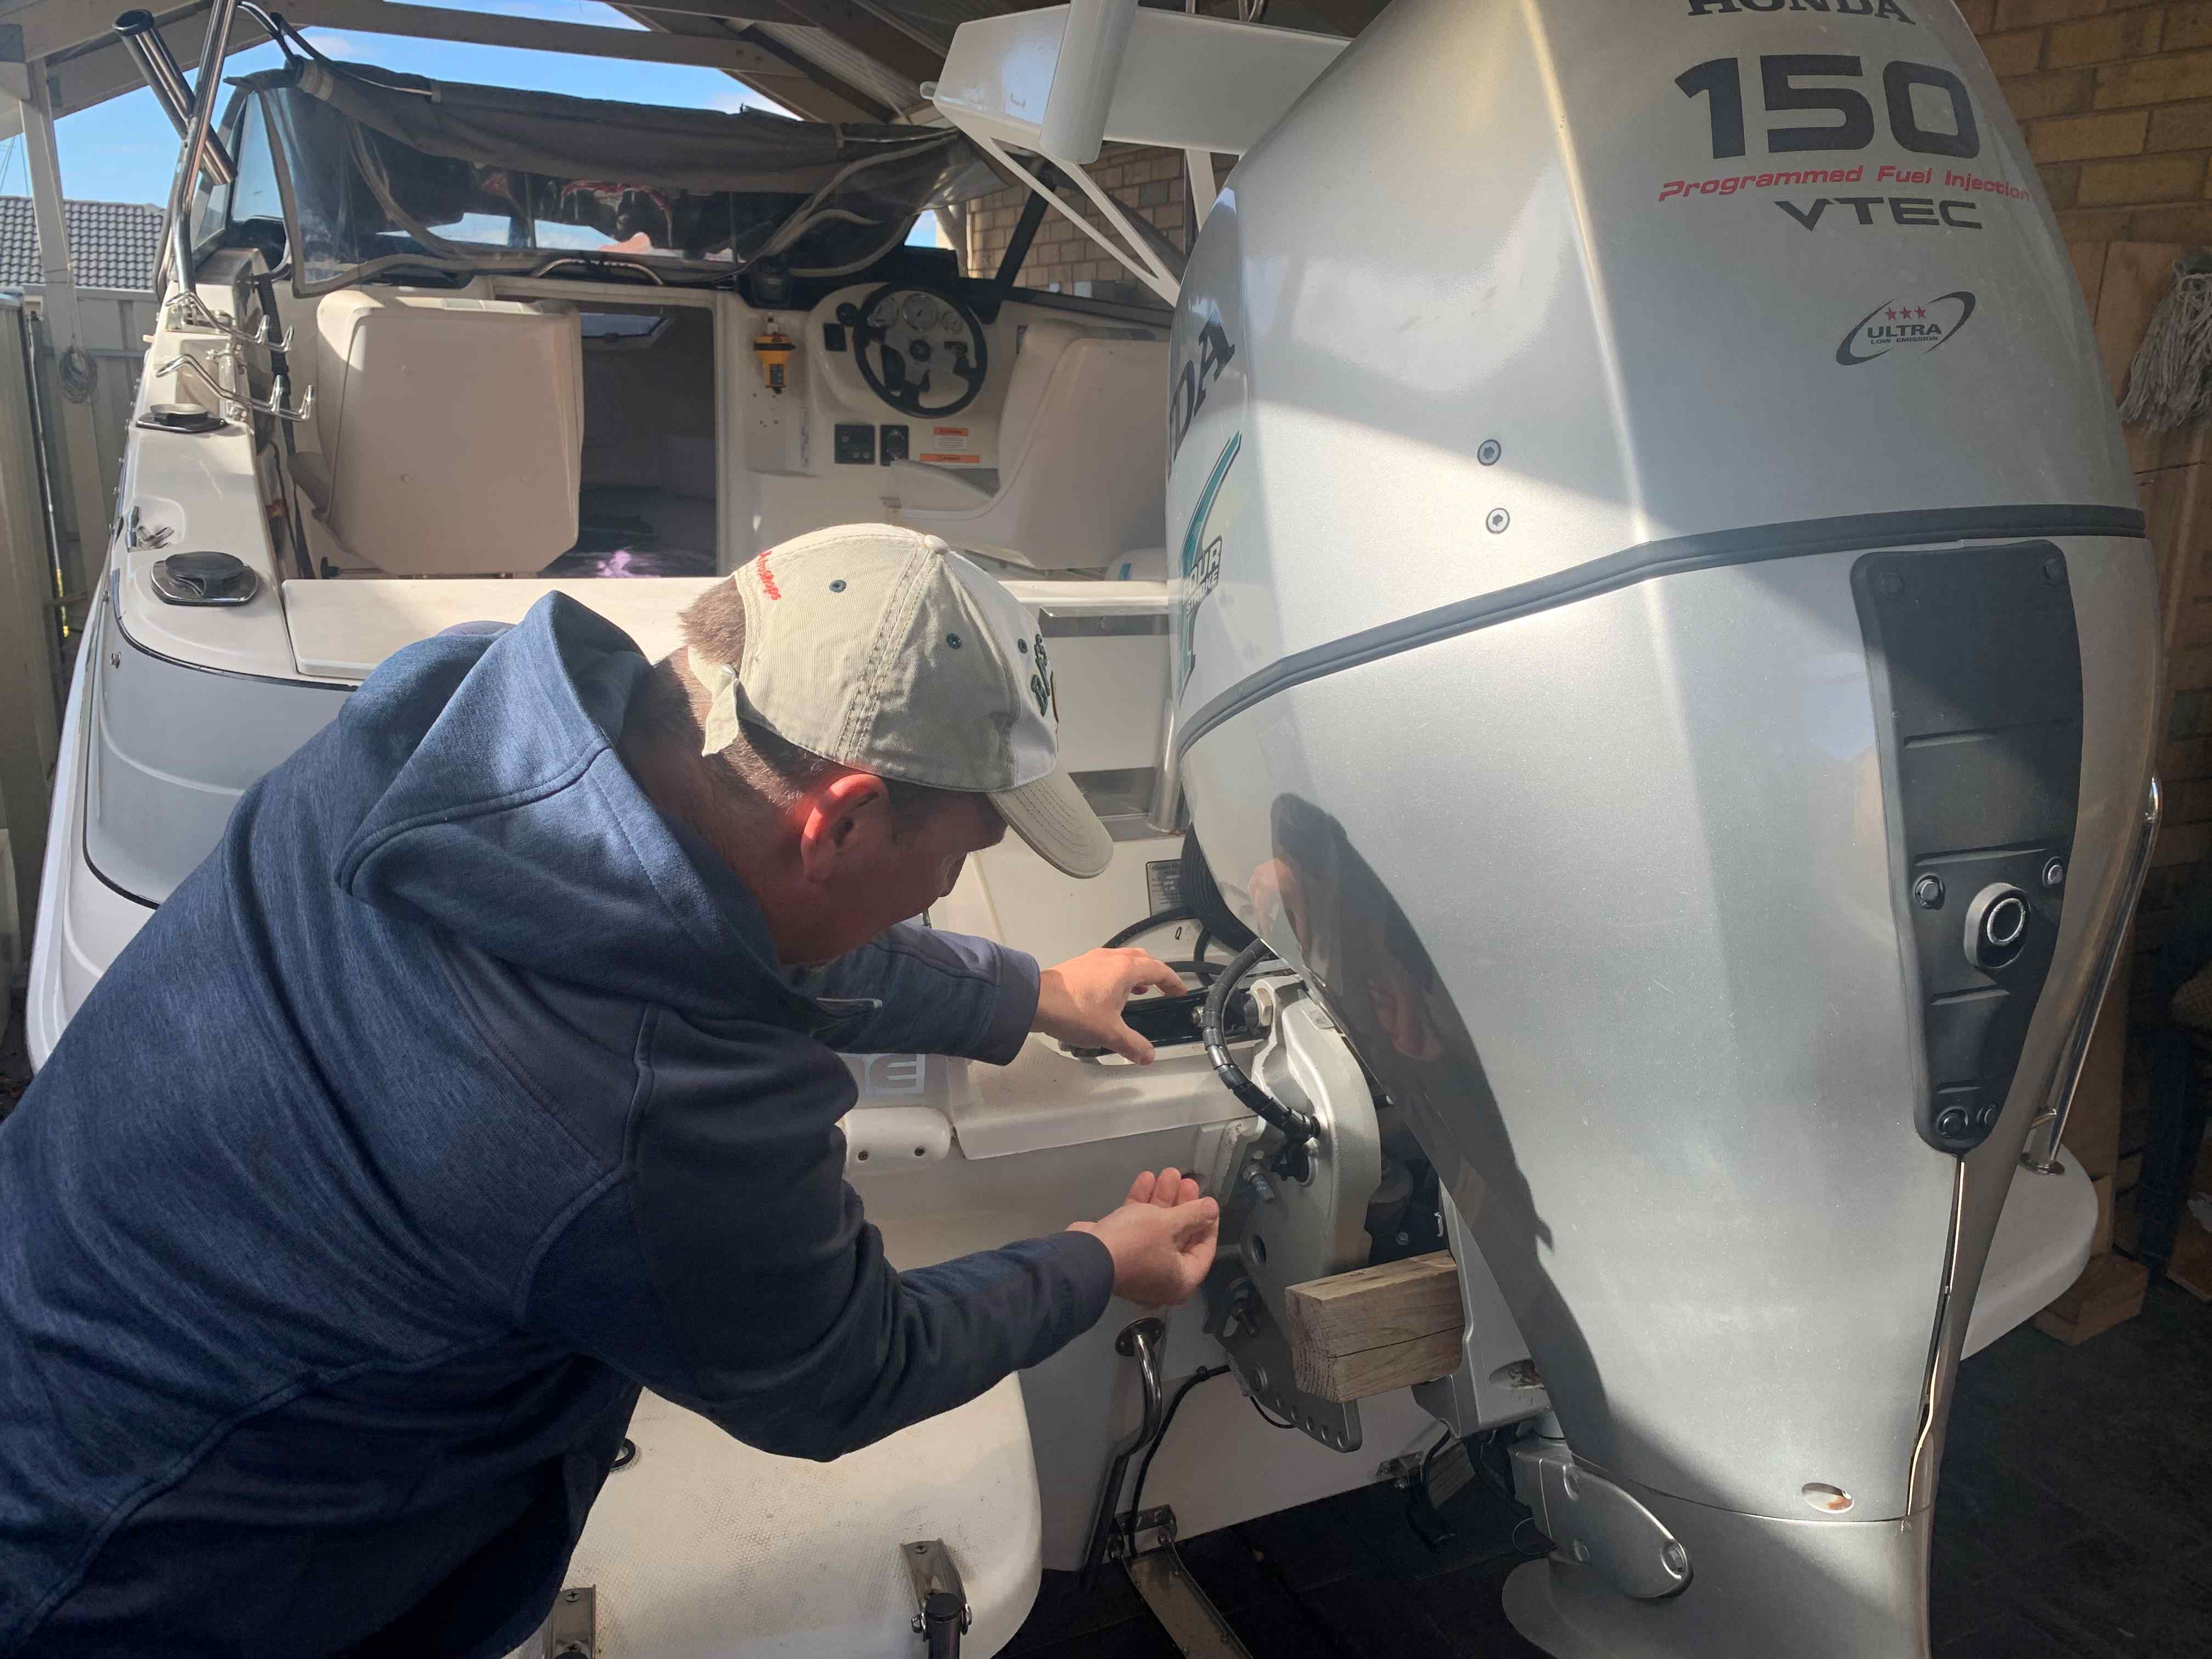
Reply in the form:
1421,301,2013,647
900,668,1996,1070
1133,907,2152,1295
1029,634,1056,720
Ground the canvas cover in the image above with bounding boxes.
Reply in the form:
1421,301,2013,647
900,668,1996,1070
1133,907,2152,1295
230,59,996,286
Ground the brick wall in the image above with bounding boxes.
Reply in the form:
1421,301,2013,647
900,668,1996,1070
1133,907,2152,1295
2066,245,2212,974
1966,0,2212,239
1951,4,2212,978
960,143,1190,298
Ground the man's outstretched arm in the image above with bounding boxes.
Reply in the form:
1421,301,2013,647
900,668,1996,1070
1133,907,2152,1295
522,1023,1217,1460
797,932,1185,1064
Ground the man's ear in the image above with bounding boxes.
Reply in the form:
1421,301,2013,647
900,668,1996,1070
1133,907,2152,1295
795,770,894,884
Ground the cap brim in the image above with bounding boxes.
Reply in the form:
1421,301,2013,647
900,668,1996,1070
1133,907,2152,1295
991,766,1114,879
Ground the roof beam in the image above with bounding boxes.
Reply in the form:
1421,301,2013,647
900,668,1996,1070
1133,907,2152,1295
590,0,794,19
856,0,1011,26
608,4,885,120
630,0,940,88
2,0,233,66
284,0,819,80
7,0,872,115
714,21,891,119
0,0,943,134
0,6,280,138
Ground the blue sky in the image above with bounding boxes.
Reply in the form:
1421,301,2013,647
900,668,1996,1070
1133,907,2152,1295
0,0,793,205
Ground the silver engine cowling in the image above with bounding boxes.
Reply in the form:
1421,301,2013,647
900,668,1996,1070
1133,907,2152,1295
1165,1,2159,1654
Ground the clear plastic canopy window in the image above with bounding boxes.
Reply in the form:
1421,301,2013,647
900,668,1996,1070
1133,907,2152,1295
219,59,998,290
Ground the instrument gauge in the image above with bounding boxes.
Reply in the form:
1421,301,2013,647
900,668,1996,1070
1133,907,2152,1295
901,293,940,331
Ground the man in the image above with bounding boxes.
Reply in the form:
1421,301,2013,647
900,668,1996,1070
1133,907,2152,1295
0,525,1220,1656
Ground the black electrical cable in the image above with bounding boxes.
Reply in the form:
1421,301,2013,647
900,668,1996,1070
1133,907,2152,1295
1420,1427,1460,1486
1248,1393,1297,1430
1127,1364,1229,1527
1204,939,1321,1165
1104,905,1194,950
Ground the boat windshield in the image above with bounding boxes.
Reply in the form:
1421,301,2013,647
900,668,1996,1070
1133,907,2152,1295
219,59,997,290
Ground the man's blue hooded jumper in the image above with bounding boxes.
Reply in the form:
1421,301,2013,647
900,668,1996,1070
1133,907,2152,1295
0,596,1114,1656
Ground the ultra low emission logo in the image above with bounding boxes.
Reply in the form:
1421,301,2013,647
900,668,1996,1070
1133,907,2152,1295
1835,290,1976,365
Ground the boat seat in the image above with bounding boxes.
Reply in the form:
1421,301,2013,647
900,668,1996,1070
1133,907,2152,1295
297,290,584,577
512,1374,1043,1658
904,320,1165,571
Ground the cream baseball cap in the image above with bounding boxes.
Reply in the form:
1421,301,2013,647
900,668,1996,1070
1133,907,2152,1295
690,524,1113,878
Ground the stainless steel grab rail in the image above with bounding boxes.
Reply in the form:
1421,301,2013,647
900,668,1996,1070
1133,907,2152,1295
2024,775,2162,1175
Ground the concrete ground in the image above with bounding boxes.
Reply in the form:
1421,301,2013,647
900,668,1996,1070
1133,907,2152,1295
1004,1285,2212,1658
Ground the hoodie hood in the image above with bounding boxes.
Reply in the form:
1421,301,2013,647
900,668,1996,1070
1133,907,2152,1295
332,594,810,1021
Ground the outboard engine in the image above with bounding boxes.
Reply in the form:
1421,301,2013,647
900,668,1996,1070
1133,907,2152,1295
1166,1,2159,1653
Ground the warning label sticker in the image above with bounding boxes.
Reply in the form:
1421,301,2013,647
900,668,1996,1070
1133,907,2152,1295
1146,859,1183,916
922,424,981,465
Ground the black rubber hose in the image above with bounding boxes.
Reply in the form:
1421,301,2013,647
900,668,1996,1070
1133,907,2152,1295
1203,938,1319,1148
1104,905,1194,950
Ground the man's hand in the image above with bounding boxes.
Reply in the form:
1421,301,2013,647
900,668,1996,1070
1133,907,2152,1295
1035,948,1187,1063
1070,1168,1220,1306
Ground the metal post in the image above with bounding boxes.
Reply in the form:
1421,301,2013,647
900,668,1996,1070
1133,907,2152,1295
1184,149,1217,230
115,10,235,183
164,0,240,313
0,297,63,952
14,61,115,625
2023,776,2163,1174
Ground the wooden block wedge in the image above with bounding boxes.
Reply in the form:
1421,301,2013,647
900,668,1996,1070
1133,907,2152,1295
2032,1251,2147,1346
1282,1251,1465,1403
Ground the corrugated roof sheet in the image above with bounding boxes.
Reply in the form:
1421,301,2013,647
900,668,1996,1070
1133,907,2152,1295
754,22,923,117
0,197,164,293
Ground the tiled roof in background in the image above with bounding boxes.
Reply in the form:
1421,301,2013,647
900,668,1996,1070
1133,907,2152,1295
0,198,164,293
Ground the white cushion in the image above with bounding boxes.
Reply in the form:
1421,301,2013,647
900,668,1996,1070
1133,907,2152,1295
523,1376,1043,1658
311,290,583,577
908,323,1166,571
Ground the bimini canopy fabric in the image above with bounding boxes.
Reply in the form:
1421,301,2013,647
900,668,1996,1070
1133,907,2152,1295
228,59,997,288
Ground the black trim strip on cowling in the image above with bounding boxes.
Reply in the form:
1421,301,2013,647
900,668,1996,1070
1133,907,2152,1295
1172,503,2145,760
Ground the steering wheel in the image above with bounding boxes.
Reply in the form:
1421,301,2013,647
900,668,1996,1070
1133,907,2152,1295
849,283,990,420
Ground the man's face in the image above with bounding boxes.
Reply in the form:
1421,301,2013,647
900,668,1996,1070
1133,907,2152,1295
795,784,1007,964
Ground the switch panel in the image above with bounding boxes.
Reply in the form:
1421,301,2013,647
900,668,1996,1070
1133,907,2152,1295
833,422,876,465
1854,543,2082,1157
